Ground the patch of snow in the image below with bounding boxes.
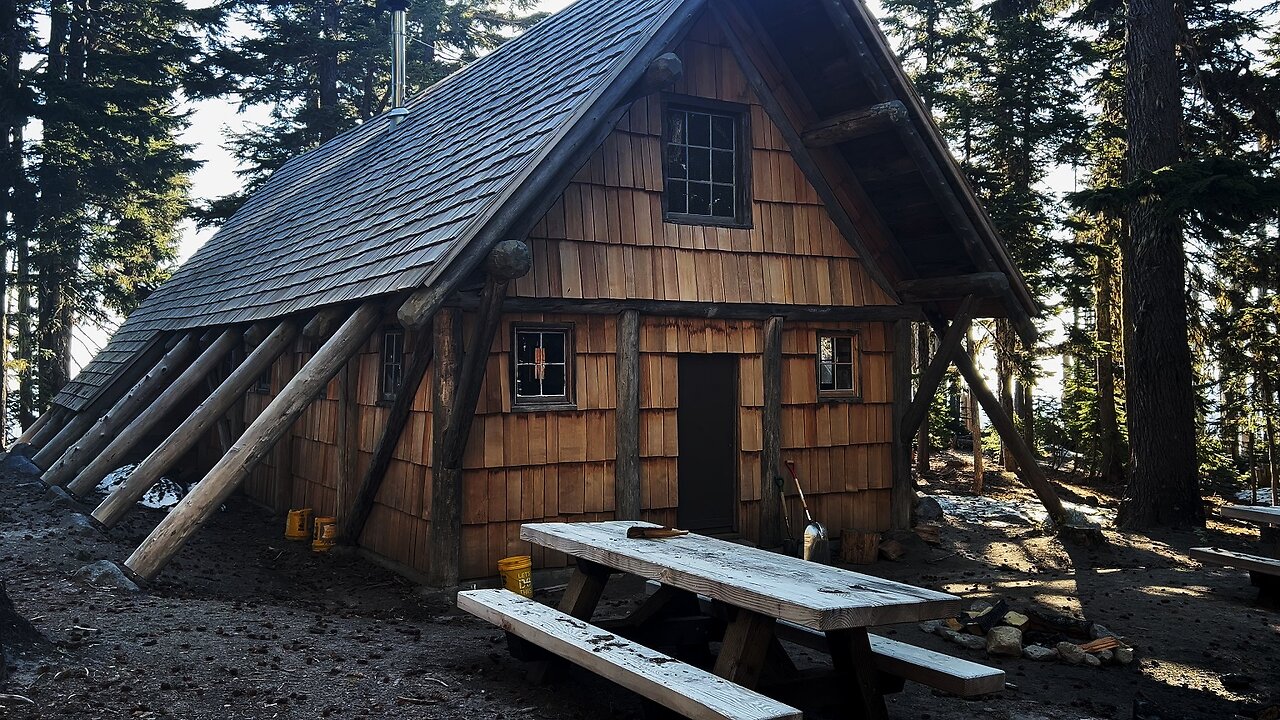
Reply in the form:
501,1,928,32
932,493,1114,528
1236,488,1274,505
96,465,185,509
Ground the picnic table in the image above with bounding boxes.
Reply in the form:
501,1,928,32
1192,504,1280,606
460,521,1001,720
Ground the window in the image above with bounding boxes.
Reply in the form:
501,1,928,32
663,99,750,227
380,327,405,403
817,333,860,399
252,369,272,395
512,325,573,408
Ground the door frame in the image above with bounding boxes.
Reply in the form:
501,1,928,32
675,352,740,534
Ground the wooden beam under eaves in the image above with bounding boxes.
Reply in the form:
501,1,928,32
802,101,908,147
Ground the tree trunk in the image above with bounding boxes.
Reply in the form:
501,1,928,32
1118,0,1203,528
996,320,1015,471
968,326,983,494
1096,248,1125,483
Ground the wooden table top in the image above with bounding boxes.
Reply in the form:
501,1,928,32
522,521,962,631
1219,504,1280,526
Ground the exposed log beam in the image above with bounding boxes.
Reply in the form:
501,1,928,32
614,310,641,520
12,408,55,448
615,52,683,109
816,0,895,102
93,320,301,529
450,296,921,322
897,273,1009,302
899,296,975,440
426,308,462,587
759,316,784,548
302,308,345,340
932,315,1069,528
802,101,907,147
124,302,383,581
39,334,200,480
64,329,242,497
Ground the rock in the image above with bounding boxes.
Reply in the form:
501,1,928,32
968,599,993,614
1220,673,1253,690
1056,641,1087,665
71,561,139,593
1114,647,1135,665
945,630,988,651
1003,611,1029,628
1089,623,1115,640
1083,653,1102,667
1,452,41,475
1022,644,1058,661
986,626,1022,657
918,620,945,635
915,496,944,523
1097,650,1114,664
42,486,76,506
62,513,102,538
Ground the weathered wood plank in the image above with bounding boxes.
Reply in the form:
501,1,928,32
1190,546,1280,577
615,309,642,520
458,589,801,720
1217,505,1280,526
521,521,960,630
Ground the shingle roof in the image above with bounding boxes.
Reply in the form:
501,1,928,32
55,0,689,411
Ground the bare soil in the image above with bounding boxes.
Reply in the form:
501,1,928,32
1,454,1277,720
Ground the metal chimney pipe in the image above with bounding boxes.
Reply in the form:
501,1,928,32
391,5,407,109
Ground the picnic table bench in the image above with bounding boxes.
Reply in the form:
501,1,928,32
459,521,1004,719
1192,504,1280,606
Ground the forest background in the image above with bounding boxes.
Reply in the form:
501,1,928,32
0,0,1277,528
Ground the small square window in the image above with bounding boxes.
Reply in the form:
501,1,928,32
663,98,750,227
512,325,574,408
817,333,860,399
380,327,405,403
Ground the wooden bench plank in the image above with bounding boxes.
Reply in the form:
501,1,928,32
773,619,1005,697
522,521,961,630
1218,505,1280,526
1190,547,1280,577
458,590,802,720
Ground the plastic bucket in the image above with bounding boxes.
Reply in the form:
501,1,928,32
311,516,338,553
285,508,313,541
497,555,533,597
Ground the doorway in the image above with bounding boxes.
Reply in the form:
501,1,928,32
676,354,738,533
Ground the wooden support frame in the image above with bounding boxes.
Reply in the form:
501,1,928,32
760,316,784,548
63,329,242,498
900,296,975,441
124,302,383,581
615,309,642,520
802,101,908,147
897,273,1009,302
92,320,302,529
40,333,200,482
427,308,462,587
890,320,913,531
343,321,436,542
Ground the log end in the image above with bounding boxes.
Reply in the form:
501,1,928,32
486,240,533,281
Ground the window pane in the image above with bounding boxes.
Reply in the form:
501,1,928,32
711,149,734,182
819,362,835,391
516,364,538,397
667,110,686,144
835,337,853,363
517,332,536,363
543,332,566,363
819,337,833,362
711,115,735,150
688,182,712,216
689,112,711,146
668,145,688,179
688,147,711,181
711,184,735,219
542,365,566,396
836,363,854,390
668,180,688,214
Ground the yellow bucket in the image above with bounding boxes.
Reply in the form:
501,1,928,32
497,555,533,597
285,508,313,541
311,516,338,553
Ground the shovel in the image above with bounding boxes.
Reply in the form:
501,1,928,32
785,460,829,564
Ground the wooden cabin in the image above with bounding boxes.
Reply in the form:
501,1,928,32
19,0,1038,586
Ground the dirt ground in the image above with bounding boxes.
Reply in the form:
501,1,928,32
1,453,1278,720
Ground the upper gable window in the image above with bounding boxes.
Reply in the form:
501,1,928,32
663,99,750,227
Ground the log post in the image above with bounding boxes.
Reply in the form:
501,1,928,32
890,320,913,530
124,302,383,581
63,329,242,497
760,316,785,549
899,296,974,441
39,334,200,481
91,320,300,529
940,318,1069,528
13,408,55,447
914,323,931,474
428,240,530,587
427,308,462,587
272,350,298,513
342,322,434,542
615,309,641,520
335,361,359,525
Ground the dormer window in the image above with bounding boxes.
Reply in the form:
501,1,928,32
663,98,750,227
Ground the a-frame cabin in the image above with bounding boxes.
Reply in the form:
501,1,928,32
15,0,1045,586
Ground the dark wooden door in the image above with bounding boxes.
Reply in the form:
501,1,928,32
677,354,738,533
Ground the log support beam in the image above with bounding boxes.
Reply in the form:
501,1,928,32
890,319,913,530
427,239,530,587
760,316,784,548
427,308,462,587
897,273,1010,303
64,329,242,497
93,320,293,529
802,101,907,147
123,302,383,581
614,309,641,520
450,296,921,322
900,296,975,440
41,333,200,483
